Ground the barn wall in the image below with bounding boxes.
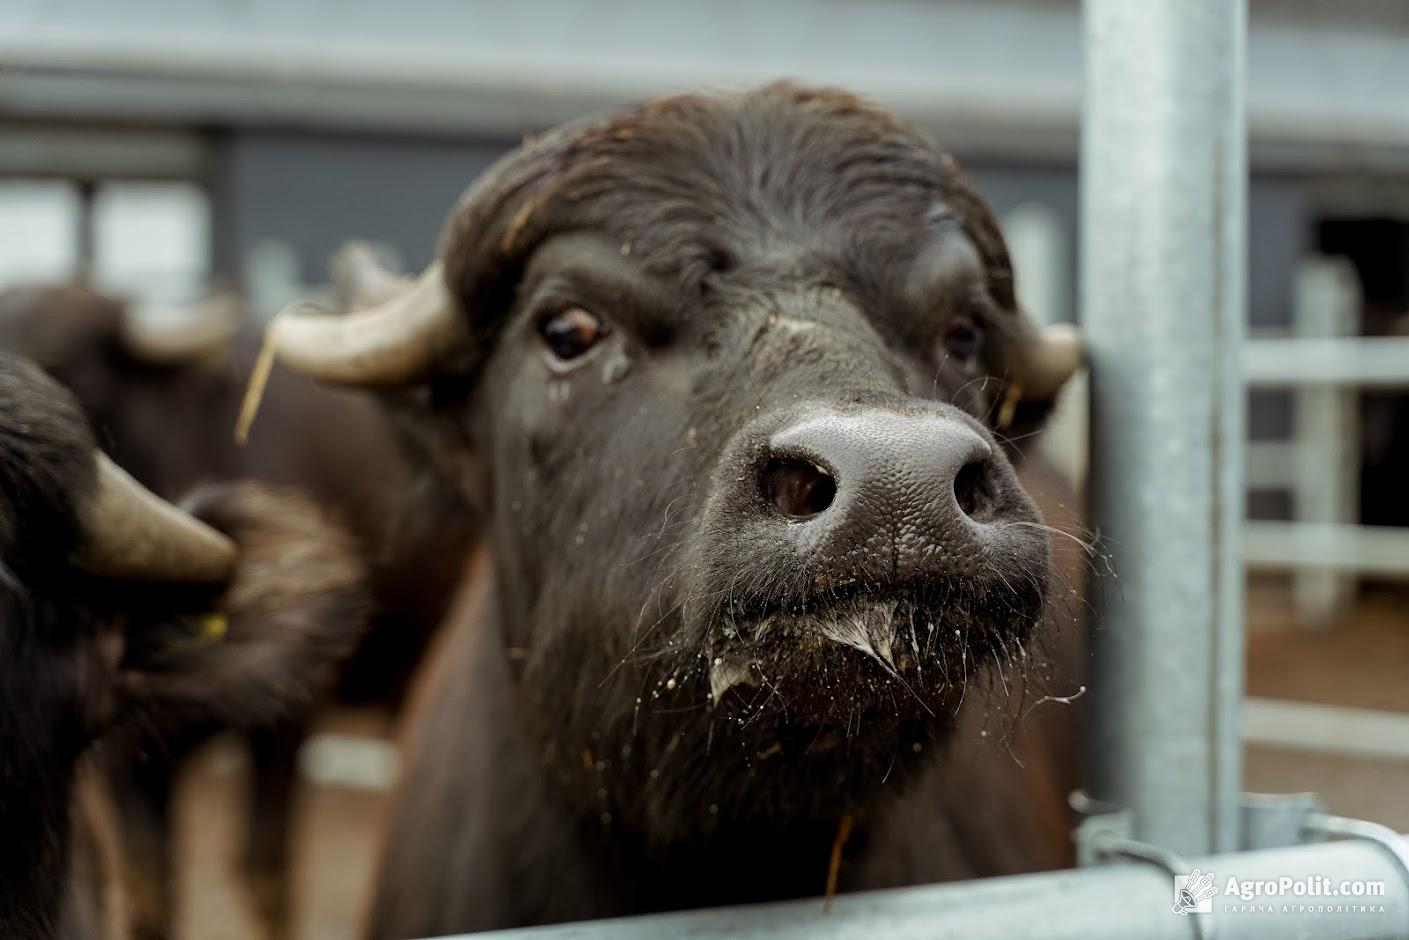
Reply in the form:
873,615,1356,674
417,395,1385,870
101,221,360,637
210,130,513,289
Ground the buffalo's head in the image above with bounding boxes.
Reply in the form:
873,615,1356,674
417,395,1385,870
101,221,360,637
0,351,369,770
0,352,370,935
0,284,244,495
266,84,1080,837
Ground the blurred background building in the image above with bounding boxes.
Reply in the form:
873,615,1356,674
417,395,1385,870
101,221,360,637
3,2,1408,937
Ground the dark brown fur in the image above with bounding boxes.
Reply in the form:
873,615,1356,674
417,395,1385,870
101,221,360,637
0,287,477,937
0,352,371,939
368,83,1086,936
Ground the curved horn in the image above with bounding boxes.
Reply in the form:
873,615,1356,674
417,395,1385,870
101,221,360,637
270,261,466,387
330,242,409,311
73,453,236,582
1019,322,1083,400
122,294,241,363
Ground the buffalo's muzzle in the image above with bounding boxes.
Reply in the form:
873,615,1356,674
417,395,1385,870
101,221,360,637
762,410,1005,579
693,404,1049,725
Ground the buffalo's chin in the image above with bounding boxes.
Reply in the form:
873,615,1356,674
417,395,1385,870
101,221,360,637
705,585,1041,731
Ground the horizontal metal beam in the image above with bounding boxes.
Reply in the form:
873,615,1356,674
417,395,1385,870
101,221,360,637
457,838,1409,940
1243,337,1409,388
0,0,1085,158
5,1,1409,170
0,124,209,179
1245,697,1409,763
1245,521,1409,576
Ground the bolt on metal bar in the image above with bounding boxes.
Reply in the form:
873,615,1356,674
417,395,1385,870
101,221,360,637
1080,0,1248,856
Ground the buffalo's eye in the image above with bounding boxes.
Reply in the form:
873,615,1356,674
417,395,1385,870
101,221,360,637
539,308,607,363
941,315,984,362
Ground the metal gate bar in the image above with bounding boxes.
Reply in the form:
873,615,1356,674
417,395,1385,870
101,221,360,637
1244,337,1409,388
1244,521,1409,578
461,838,1409,940
1081,0,1247,856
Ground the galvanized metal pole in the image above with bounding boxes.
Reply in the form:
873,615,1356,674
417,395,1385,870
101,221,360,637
456,837,1409,940
1082,0,1247,855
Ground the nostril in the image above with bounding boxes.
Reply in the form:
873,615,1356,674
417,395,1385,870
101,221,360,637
953,458,993,520
762,458,837,519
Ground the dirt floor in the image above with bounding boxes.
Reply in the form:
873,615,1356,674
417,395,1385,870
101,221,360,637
170,714,391,940
1243,579,1409,833
161,579,1409,939
1246,579,1409,713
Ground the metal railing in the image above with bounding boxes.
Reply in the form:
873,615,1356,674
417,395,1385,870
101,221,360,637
1244,337,1409,389
460,831,1409,940
1243,270,1409,631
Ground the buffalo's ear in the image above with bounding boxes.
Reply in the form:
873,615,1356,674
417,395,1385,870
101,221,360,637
112,481,371,730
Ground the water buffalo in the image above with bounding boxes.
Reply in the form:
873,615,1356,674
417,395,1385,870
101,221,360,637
0,281,477,937
0,352,370,939
267,83,1087,935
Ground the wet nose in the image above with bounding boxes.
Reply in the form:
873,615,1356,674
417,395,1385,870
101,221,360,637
761,409,1006,577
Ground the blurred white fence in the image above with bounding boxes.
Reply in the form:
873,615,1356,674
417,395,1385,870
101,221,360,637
1244,259,1409,628
1004,204,1409,631
0,179,209,303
